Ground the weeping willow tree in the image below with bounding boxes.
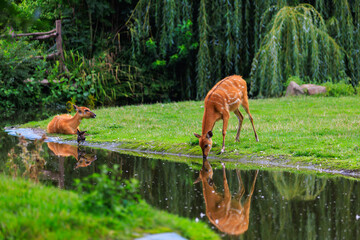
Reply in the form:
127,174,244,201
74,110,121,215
124,0,360,101
250,4,345,98
325,0,360,88
126,0,264,100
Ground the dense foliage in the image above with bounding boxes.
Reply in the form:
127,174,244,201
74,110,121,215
75,164,141,217
1,0,360,113
0,39,51,115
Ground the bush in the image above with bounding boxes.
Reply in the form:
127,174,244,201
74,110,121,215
322,81,355,97
74,164,141,218
48,50,142,107
0,39,51,115
284,76,305,88
284,76,357,97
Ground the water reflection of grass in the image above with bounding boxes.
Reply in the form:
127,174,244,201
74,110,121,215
271,172,327,201
22,96,360,171
0,174,219,240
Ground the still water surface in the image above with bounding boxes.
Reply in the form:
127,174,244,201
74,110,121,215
0,129,360,239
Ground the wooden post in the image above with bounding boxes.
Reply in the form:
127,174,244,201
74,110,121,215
55,20,64,73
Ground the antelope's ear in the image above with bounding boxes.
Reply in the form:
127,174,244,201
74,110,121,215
73,105,79,111
194,133,201,139
193,177,201,184
206,131,213,139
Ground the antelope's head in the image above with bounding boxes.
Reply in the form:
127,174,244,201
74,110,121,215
194,130,213,160
76,148,97,168
73,105,96,119
194,158,214,186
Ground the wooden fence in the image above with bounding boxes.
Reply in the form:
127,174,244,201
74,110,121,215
10,20,65,73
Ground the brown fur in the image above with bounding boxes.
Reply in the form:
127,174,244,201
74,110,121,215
194,75,258,158
47,105,96,135
195,160,258,235
47,142,96,168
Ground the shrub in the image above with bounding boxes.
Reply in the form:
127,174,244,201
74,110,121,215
0,39,50,115
284,76,356,97
74,164,141,218
48,50,142,107
322,81,355,97
284,76,305,88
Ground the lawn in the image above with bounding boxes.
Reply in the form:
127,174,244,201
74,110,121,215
22,96,360,171
0,174,219,240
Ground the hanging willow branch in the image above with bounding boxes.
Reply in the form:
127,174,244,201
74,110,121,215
196,0,211,99
250,4,345,98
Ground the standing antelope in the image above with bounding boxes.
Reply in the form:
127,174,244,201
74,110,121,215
47,105,96,135
194,160,258,235
194,75,258,159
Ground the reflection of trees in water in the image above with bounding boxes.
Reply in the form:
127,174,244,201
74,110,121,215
6,136,47,182
254,171,360,240
272,172,327,201
131,156,199,217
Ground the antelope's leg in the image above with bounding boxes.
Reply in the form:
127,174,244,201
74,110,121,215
234,109,244,142
222,162,231,211
235,169,245,202
221,111,230,153
242,98,259,142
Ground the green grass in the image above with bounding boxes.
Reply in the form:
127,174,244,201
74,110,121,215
0,174,219,240
22,96,360,171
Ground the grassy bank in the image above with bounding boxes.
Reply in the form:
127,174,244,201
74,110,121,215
0,174,219,240
22,96,360,171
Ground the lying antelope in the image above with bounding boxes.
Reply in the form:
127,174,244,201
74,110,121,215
47,142,97,168
194,160,258,235
194,75,258,159
47,105,96,135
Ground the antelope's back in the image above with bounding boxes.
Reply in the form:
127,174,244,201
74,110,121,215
211,75,246,94
47,114,72,133
47,142,77,157
209,208,249,235
205,75,247,110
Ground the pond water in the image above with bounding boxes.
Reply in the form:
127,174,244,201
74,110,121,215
1,128,360,239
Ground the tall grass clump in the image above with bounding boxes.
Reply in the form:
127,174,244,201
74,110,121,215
48,50,144,108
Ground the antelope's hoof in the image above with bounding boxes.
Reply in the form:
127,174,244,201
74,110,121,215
217,149,225,155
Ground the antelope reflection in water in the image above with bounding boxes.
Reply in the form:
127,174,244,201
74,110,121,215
195,160,258,235
47,142,97,168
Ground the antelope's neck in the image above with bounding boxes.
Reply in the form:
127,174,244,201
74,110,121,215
68,113,82,129
202,107,216,135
